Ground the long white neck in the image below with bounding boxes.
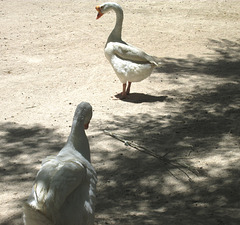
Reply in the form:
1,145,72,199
107,4,124,44
65,120,91,162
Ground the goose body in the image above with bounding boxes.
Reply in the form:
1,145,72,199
105,42,156,83
96,2,159,98
23,102,97,225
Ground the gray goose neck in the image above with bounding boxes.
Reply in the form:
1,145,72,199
107,4,124,44
66,119,90,162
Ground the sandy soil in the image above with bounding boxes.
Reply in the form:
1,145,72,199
0,0,240,224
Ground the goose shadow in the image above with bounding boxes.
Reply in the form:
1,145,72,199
115,93,167,103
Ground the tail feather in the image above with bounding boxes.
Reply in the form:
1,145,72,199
151,56,162,67
23,203,53,225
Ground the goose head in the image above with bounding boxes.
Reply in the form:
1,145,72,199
74,102,92,129
95,2,121,19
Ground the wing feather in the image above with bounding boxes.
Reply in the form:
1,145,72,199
32,156,86,214
109,42,158,65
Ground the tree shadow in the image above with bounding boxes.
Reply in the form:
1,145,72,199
1,38,240,225
93,88,240,224
156,39,240,80
92,39,240,224
0,122,65,225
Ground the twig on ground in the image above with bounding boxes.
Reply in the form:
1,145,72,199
103,130,198,181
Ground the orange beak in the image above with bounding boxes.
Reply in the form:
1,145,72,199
95,6,103,19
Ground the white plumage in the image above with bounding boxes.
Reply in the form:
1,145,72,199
96,2,159,99
23,102,97,225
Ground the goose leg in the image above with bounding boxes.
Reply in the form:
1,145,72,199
121,83,127,99
126,82,131,95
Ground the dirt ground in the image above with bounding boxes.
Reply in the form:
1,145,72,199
0,0,240,224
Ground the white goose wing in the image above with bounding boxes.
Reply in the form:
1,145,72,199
108,42,158,66
32,156,87,214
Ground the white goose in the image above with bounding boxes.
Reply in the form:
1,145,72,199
96,2,159,99
23,102,97,225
